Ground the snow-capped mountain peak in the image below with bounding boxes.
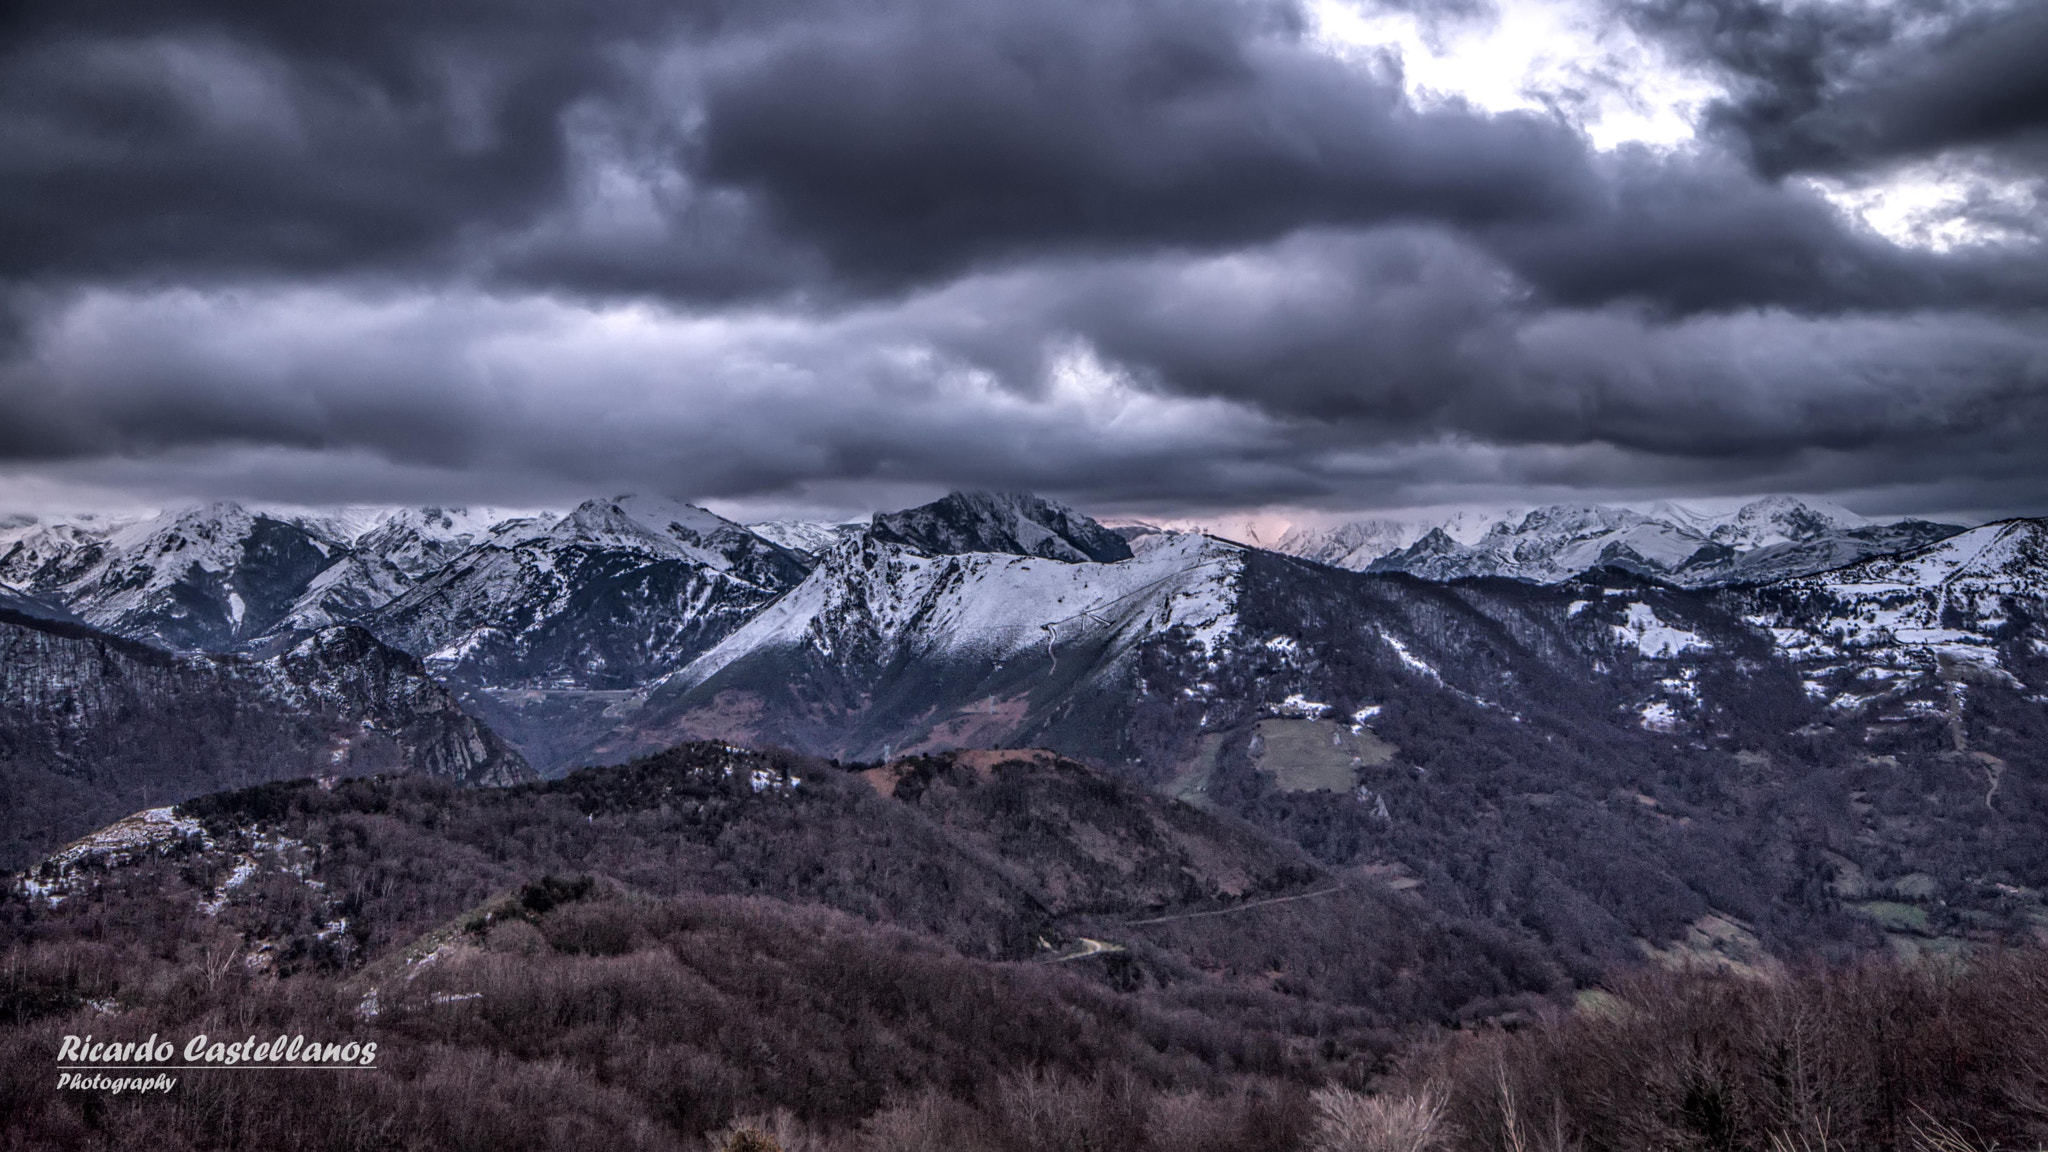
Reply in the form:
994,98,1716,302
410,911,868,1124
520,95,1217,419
564,494,731,545
1490,503,1651,541
347,506,523,579
32,502,346,649
679,529,1238,688
1703,495,1867,549
1272,518,1422,569
0,513,128,591
99,501,267,588
354,494,812,694
540,495,810,581
745,519,862,557
590,527,1244,763
869,491,1134,563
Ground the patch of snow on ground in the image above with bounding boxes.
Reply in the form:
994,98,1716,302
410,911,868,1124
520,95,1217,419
19,807,209,905
1656,676,1699,701
1273,694,1333,719
1639,701,1680,731
1613,603,1712,658
200,859,260,917
1380,633,1442,682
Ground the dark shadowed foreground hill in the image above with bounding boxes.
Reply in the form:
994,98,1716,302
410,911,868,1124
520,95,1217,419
5,743,2046,1150
12,744,1558,1017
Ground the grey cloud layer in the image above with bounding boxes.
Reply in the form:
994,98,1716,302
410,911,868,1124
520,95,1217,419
10,233,2046,509
1624,0,2048,179
1,0,2045,514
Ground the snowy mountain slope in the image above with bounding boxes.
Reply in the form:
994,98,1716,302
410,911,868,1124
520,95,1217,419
581,529,1240,765
44,503,349,650
1699,494,1865,549
274,509,555,633
681,530,1238,692
1692,519,1965,586
745,519,862,557
344,506,527,579
276,551,417,631
360,496,811,692
0,497,816,670
0,513,131,593
0,503,568,649
1273,518,1424,569
1270,510,1510,570
1742,518,2048,687
869,491,1134,563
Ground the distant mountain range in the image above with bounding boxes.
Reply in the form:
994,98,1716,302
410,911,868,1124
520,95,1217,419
4,486,2046,986
0,492,2024,771
1269,496,1964,586
0,492,1973,667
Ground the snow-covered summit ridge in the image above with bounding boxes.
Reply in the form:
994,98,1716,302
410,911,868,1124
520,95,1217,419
745,519,861,557
550,496,767,569
1670,495,1867,550
870,491,1134,564
451,496,802,576
672,530,1240,693
355,496,812,691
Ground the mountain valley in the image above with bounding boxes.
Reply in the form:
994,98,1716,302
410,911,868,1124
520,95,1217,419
3,490,2044,973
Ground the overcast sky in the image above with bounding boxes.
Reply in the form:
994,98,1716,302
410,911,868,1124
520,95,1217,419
3,0,2045,523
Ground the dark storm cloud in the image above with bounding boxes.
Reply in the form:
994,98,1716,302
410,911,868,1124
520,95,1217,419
1623,0,2048,177
692,0,1591,282
9,225,2043,514
5,0,2004,311
1,2,596,279
0,0,2044,517
1022,229,2048,461
691,0,2024,314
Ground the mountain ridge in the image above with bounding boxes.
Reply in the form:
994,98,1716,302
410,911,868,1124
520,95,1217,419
0,606,531,868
